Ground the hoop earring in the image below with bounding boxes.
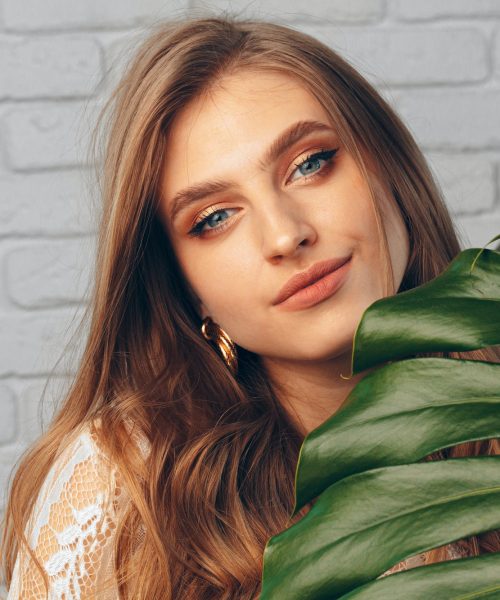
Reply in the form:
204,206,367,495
200,316,238,376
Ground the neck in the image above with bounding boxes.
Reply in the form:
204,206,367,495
262,350,368,436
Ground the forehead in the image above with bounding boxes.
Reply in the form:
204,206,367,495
159,70,334,210
168,69,327,145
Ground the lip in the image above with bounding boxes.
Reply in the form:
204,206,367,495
272,254,352,310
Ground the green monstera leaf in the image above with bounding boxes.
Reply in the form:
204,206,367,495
260,234,500,599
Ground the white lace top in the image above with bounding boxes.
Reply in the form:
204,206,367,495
6,419,149,600
6,420,469,598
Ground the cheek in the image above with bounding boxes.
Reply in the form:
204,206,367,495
314,186,380,249
315,160,379,238
177,244,255,315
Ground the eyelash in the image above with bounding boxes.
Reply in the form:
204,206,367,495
187,147,340,238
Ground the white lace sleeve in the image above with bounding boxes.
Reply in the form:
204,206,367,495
6,422,132,600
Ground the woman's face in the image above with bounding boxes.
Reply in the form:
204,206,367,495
159,70,409,363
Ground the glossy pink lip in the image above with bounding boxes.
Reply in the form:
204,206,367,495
272,254,352,306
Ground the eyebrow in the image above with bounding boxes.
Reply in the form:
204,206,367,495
167,119,336,222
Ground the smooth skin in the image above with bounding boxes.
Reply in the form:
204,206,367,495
159,69,410,435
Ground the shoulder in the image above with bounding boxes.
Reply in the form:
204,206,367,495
29,416,150,533
7,418,146,599
27,419,129,539
37,414,151,520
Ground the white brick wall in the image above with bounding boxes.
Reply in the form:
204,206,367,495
1,3,499,587
0,36,102,99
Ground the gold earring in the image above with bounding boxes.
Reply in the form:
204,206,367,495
200,316,238,376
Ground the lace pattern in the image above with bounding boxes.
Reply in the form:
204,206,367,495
6,420,143,599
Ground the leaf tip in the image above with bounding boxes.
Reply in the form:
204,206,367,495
469,232,500,274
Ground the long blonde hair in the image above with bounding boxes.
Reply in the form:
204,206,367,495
2,14,499,599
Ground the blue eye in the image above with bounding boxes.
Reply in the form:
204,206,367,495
188,207,237,238
188,147,339,238
289,148,338,183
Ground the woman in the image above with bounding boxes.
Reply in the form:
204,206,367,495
2,14,499,600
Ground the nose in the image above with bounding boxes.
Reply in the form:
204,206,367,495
259,193,318,263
